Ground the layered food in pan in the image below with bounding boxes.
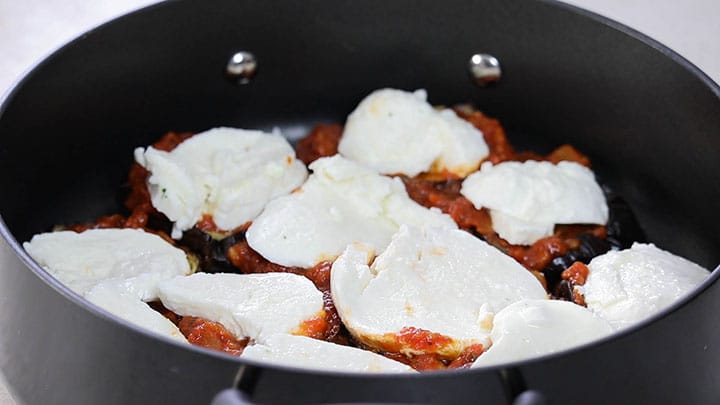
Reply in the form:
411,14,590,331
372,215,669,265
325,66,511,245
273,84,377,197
23,88,710,373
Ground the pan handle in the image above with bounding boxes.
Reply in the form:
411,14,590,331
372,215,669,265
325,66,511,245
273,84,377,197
512,390,548,405
211,389,255,405
210,387,425,405
499,368,548,405
210,387,549,405
210,363,548,405
211,364,261,405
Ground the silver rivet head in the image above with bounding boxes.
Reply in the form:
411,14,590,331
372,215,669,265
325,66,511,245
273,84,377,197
226,51,257,83
468,53,501,86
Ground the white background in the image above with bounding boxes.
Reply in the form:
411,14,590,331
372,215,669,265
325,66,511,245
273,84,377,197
0,1,718,403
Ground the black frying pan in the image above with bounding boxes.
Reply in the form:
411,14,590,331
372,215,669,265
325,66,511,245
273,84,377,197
1,0,719,404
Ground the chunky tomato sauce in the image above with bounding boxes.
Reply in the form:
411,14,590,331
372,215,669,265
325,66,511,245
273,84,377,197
562,261,590,286
505,226,606,271
447,344,486,369
66,212,175,246
194,214,249,236
293,313,330,340
402,178,494,234
195,214,221,234
380,327,454,355
150,300,250,356
296,123,343,165
453,106,519,164
148,300,181,325
381,343,486,371
67,213,143,232
561,261,591,306
454,106,591,168
179,316,248,356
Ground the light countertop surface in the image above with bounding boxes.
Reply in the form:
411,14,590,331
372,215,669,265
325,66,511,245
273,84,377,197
1,1,718,404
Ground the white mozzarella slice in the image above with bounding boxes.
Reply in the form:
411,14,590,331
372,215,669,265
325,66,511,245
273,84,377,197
482,216,551,246
23,228,192,299
580,243,709,329
339,89,440,176
461,160,608,245
330,225,547,357
134,127,307,238
157,272,324,342
338,88,488,177
241,334,416,373
471,299,612,368
432,108,490,175
85,283,188,343
246,155,457,268
488,210,555,246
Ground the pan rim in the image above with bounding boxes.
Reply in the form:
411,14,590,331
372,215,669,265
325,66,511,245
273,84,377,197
0,0,718,379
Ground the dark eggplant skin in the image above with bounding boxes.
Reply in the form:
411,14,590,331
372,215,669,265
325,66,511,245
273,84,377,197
544,234,612,298
0,0,719,404
604,186,648,250
180,228,246,273
543,186,648,295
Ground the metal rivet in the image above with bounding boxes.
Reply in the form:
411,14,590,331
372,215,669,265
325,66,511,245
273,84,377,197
226,51,257,84
468,53,501,86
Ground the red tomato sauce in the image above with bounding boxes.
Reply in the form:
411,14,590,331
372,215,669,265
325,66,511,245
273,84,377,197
380,342,486,371
562,261,591,306
296,123,343,165
447,344,486,369
562,261,590,286
380,327,454,355
293,313,330,340
194,214,248,236
178,316,248,356
148,301,248,356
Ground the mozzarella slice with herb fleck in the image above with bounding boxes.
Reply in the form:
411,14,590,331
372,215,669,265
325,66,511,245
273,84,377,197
338,88,488,177
23,228,192,299
580,243,709,329
471,299,612,368
330,225,547,358
85,282,188,343
246,155,457,268
157,273,324,342
461,160,608,245
242,334,415,373
134,127,307,238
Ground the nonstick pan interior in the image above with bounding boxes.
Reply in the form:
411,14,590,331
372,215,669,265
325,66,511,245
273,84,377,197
0,1,719,404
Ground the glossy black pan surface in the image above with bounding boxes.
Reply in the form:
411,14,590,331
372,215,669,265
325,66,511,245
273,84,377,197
0,0,718,404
